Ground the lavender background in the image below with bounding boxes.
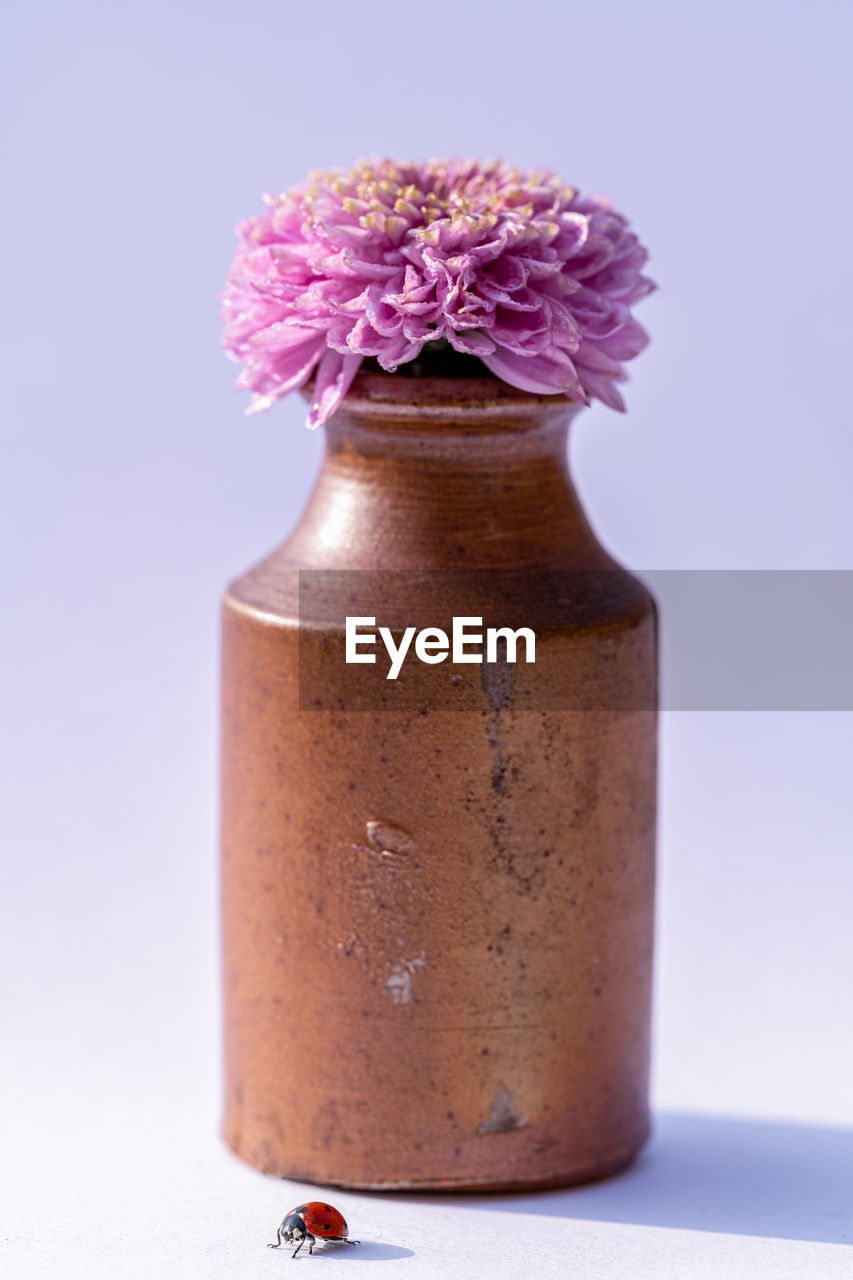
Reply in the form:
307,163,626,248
2,2,851,1275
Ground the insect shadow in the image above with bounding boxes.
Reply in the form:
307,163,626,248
299,1240,414,1261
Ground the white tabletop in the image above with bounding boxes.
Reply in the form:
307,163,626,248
3,713,851,1279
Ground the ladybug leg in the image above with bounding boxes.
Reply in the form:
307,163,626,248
292,1231,315,1258
268,1224,284,1248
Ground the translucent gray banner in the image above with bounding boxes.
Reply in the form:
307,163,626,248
296,570,853,712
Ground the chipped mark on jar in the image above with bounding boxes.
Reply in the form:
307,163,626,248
385,952,427,1004
337,933,365,960
481,655,512,793
366,819,415,856
481,655,513,712
476,1086,528,1135
486,714,507,794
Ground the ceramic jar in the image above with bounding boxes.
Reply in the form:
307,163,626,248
220,374,657,1190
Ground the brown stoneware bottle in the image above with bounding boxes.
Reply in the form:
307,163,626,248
220,373,657,1190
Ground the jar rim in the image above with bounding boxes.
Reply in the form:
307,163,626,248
302,371,584,427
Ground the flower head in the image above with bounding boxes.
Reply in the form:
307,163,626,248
221,158,655,427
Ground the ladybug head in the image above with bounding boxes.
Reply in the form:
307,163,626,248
280,1211,307,1244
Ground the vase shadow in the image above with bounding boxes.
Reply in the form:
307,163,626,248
394,1111,853,1245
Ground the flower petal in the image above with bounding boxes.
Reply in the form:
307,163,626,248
306,350,363,428
447,328,497,356
481,344,588,399
575,367,626,411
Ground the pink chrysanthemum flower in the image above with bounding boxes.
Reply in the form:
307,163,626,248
221,158,655,428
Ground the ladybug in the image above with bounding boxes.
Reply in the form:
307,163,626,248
268,1201,359,1258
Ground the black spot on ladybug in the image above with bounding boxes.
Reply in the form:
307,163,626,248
324,1222,330,1230
324,1205,332,1212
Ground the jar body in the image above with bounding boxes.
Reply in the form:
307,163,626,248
220,377,657,1190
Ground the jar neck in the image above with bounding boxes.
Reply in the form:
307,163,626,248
284,378,612,571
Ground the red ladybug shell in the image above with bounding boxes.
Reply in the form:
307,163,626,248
291,1202,349,1239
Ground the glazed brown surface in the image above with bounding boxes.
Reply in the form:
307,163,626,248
220,375,657,1189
